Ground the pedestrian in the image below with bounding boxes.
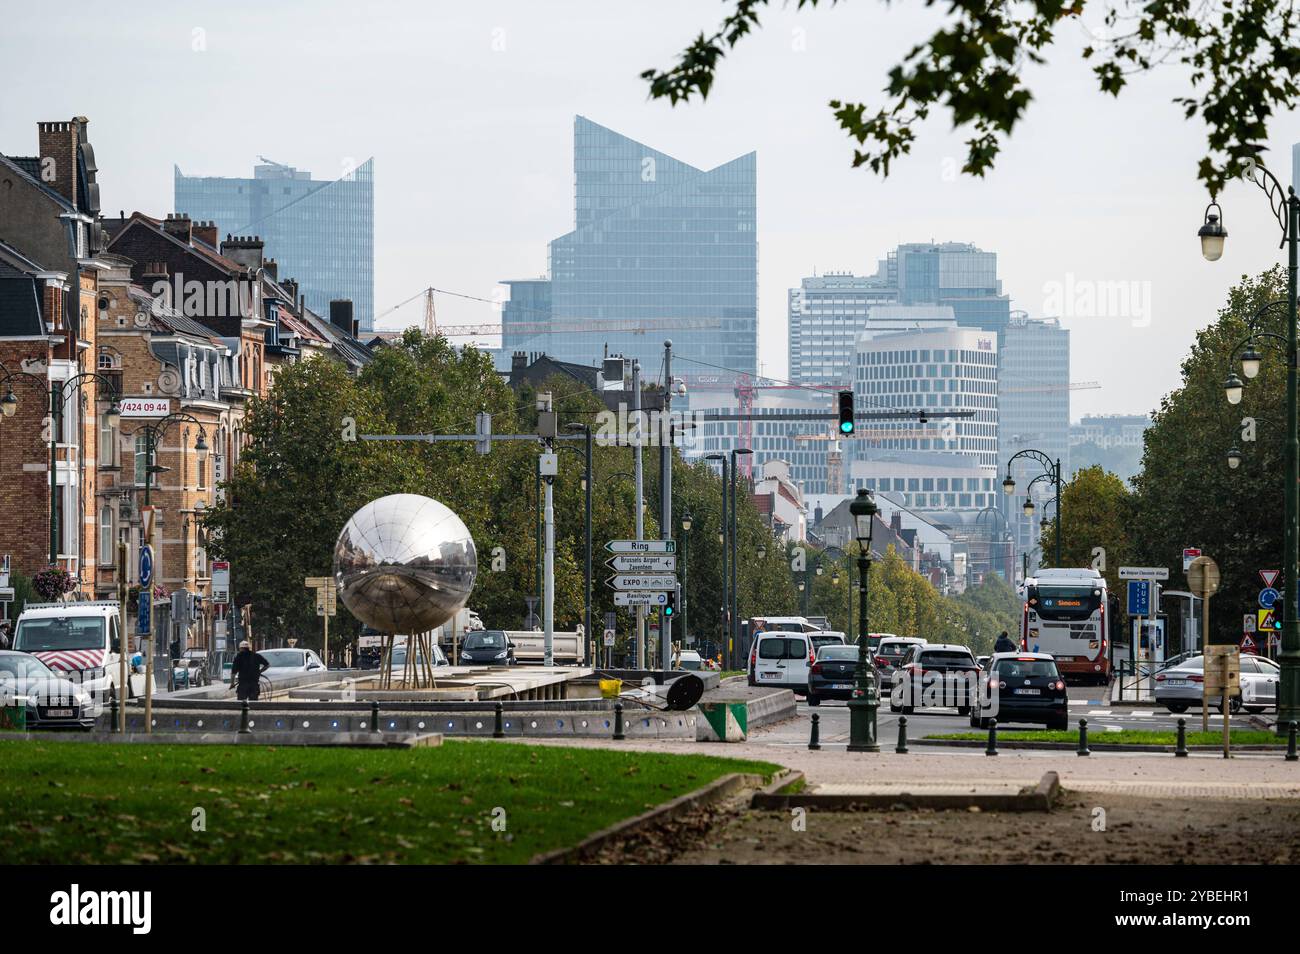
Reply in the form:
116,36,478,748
994,630,1017,654
230,639,269,701
0,621,11,650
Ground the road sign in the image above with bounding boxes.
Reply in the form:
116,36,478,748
1119,566,1169,581
605,554,676,573
607,574,677,591
0,587,13,603
1259,608,1279,632
603,628,616,647
211,561,230,604
1260,587,1281,608
1187,556,1221,597
614,591,669,607
1244,613,1257,633
1127,580,1153,616
1241,633,1259,655
138,590,151,636
1261,569,1281,589
606,539,676,555
139,544,153,588
1182,547,1202,571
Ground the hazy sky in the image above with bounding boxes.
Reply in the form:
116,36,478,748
3,0,1296,419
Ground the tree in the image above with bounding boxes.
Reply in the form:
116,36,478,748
1040,464,1136,596
1130,266,1287,644
644,0,1300,192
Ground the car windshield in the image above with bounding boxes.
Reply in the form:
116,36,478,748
878,643,915,659
464,632,506,650
261,650,304,668
994,658,1060,678
818,647,859,661
811,635,843,648
14,617,105,652
0,654,54,679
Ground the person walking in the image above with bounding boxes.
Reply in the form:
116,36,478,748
994,630,1018,654
230,640,269,701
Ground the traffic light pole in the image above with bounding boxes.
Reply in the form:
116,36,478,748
660,341,674,671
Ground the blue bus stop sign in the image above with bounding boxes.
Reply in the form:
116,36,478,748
1127,580,1151,616
138,590,151,636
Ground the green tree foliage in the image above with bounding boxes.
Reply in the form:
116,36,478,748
644,0,1300,192
1130,267,1287,643
1040,464,1136,596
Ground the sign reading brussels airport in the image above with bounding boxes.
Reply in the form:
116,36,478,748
119,398,172,418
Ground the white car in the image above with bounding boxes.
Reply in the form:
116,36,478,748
751,630,816,695
258,648,327,680
0,650,96,729
387,643,449,673
676,650,704,671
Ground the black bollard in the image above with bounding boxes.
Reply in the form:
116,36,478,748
985,718,998,756
238,700,251,735
370,700,380,734
1288,721,1298,763
808,712,821,750
613,702,625,740
896,716,909,754
109,693,119,734
1175,718,1189,757
1077,718,1090,757
493,701,505,738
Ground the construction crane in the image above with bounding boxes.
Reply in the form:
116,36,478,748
1000,381,1100,394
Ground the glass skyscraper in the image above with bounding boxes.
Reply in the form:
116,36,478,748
174,159,374,330
501,116,757,378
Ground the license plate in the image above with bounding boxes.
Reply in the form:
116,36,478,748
1165,679,1187,687
760,672,780,679
1013,688,1040,696
831,683,852,690
46,709,73,718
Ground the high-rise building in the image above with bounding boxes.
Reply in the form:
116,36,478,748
788,272,894,387
891,242,1010,332
174,158,375,331
499,116,757,379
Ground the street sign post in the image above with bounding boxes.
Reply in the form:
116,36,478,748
1204,644,1241,757
606,574,677,591
614,591,669,607
1188,555,1222,732
1119,566,1170,581
1182,547,1202,571
605,554,676,574
1261,569,1281,589
1127,580,1153,616
1260,587,1280,608
605,539,676,555
305,577,337,664
211,561,230,604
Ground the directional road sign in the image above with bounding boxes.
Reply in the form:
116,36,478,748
607,574,677,591
1260,587,1281,608
605,554,676,574
1119,566,1169,581
615,591,669,607
606,539,676,555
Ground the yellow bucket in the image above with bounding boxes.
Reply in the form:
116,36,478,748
599,678,623,699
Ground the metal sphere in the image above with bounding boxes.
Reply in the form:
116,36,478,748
333,494,477,633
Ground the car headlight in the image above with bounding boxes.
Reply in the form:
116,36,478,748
494,650,508,659
74,690,90,706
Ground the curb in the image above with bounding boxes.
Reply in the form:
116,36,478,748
4,731,443,748
530,771,766,865
915,738,1288,753
750,770,1060,813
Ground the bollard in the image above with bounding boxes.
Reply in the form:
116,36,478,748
370,700,380,734
493,701,505,738
1175,718,1189,757
238,700,251,735
613,702,625,740
895,716,909,754
808,712,821,750
109,693,119,734
985,719,998,756
1077,718,1090,757
1288,721,1298,763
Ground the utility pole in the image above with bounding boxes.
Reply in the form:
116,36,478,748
632,360,645,669
537,393,558,667
660,340,673,671
117,540,128,734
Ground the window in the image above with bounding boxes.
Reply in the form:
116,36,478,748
99,415,116,467
99,505,113,567
135,434,150,486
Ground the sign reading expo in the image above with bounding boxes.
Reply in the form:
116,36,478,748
118,397,172,418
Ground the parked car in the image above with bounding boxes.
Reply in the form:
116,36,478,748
874,636,926,689
891,643,980,714
675,650,704,671
806,645,866,705
171,656,208,689
259,648,327,680
457,630,515,665
976,655,991,671
0,650,95,730
751,631,816,694
972,652,1069,730
1154,654,1279,713
387,643,449,673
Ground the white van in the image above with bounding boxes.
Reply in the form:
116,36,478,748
752,630,816,694
12,601,143,711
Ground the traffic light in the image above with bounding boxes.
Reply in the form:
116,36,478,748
663,592,676,617
837,390,855,434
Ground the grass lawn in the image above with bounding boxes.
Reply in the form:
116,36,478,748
925,729,1284,746
0,739,778,864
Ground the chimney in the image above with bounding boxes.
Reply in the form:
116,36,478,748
163,213,193,243
37,118,82,208
512,351,527,379
192,220,218,248
281,278,298,306
352,319,360,338
263,258,278,282
329,299,354,333
220,234,264,270
891,511,902,533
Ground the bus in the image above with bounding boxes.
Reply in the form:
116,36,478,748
1021,568,1115,685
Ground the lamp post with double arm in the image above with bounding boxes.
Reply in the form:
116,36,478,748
1002,450,1062,568
847,488,880,752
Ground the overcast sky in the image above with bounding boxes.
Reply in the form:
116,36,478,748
3,0,1296,419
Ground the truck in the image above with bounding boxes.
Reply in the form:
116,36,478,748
503,630,587,666
11,601,147,710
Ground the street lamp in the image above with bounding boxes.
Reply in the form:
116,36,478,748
1240,343,1263,379
1003,449,1063,566
729,447,752,669
1023,497,1035,517
681,509,692,644
1227,447,1243,470
565,422,594,667
705,453,730,666
1199,159,1299,734
847,488,880,752
1224,372,1244,405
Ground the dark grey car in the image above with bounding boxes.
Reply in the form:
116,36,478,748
807,645,870,705
458,630,516,665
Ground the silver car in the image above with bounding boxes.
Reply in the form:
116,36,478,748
258,648,327,680
1154,653,1279,714
0,650,96,729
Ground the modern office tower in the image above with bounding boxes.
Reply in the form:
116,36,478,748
174,158,375,331
499,116,757,380
788,271,895,386
890,241,1011,332
997,313,1071,554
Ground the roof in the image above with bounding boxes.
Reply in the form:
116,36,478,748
125,286,224,344
0,238,46,337
0,154,75,213
298,305,372,368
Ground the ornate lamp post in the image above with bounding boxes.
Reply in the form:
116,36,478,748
1200,162,1300,733
681,509,692,644
130,414,209,507
847,488,880,752
1002,449,1063,567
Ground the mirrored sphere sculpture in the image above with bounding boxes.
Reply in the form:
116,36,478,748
333,494,477,633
